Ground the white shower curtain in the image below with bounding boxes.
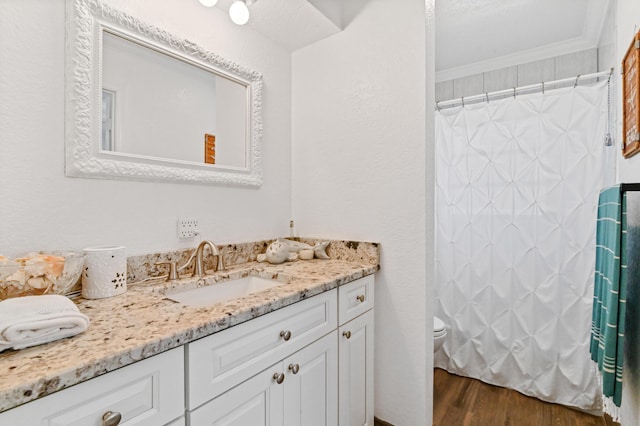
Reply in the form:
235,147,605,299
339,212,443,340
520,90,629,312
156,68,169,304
434,81,610,411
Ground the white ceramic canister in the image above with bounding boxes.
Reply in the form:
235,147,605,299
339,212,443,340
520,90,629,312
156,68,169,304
81,246,127,299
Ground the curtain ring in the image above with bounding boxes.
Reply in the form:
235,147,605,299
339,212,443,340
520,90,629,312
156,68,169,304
485,92,490,103
574,74,580,88
513,87,516,99
541,81,545,94
461,96,465,107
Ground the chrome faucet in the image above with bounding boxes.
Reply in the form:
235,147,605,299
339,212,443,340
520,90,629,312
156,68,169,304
192,240,225,277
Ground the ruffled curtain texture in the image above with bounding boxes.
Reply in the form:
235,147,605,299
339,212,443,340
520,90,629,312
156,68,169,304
434,82,609,411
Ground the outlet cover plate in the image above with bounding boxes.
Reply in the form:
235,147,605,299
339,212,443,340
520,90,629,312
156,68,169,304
177,218,199,238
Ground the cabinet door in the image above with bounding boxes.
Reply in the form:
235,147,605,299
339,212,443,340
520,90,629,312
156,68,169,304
0,347,184,426
189,364,284,426
283,332,338,426
339,310,374,426
187,289,337,409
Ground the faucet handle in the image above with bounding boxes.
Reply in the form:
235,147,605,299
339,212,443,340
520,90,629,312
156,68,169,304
216,251,228,272
155,261,179,281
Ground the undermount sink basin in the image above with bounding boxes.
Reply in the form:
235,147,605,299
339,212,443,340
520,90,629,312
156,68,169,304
166,276,282,308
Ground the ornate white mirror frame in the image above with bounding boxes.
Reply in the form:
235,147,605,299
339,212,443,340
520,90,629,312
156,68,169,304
65,0,263,187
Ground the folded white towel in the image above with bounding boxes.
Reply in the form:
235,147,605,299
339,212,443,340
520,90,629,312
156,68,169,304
0,295,90,352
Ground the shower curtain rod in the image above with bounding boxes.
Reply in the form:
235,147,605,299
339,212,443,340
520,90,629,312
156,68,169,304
435,68,613,110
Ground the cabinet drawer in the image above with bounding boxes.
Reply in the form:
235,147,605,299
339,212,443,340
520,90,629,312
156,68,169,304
338,275,374,325
0,346,185,426
187,289,337,409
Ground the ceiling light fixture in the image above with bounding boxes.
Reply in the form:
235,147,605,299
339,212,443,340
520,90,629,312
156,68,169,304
197,0,256,26
198,0,218,7
229,0,250,25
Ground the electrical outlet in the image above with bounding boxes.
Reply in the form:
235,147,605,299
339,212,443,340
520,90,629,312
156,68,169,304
177,218,199,238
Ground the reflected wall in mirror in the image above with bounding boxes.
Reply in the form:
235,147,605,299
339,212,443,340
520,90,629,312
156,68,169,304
65,0,263,186
102,32,247,168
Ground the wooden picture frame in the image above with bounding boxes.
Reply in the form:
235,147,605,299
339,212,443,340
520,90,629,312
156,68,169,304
204,133,216,165
622,30,640,158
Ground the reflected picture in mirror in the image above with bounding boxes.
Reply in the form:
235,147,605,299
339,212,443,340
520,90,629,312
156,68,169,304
101,32,247,169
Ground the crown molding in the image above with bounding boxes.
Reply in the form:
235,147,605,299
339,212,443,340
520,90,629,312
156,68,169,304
436,0,611,83
435,37,596,83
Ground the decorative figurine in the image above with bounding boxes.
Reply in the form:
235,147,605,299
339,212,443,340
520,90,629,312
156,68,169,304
257,239,331,264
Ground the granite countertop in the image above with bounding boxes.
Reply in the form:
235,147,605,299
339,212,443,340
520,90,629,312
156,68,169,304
0,256,378,413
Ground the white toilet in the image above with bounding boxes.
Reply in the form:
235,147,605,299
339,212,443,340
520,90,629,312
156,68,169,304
434,316,447,352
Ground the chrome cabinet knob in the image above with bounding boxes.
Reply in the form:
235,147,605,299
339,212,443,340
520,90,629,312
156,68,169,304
343,331,352,339
288,363,300,374
356,294,365,303
273,372,285,384
102,411,122,426
280,330,292,341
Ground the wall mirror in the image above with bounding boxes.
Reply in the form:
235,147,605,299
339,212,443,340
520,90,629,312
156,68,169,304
65,0,263,186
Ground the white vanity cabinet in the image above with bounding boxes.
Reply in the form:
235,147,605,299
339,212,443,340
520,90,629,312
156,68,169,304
186,289,338,409
0,346,185,426
0,275,375,426
189,332,338,426
338,275,375,426
187,276,375,426
186,289,338,425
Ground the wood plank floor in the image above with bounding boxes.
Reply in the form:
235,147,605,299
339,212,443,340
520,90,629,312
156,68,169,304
433,369,620,426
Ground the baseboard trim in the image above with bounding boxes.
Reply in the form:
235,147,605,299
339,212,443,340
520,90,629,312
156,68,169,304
374,417,395,426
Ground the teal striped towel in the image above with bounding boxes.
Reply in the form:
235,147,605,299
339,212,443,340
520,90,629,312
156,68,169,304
590,185,627,409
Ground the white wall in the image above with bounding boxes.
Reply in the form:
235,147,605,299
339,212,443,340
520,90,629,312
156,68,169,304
0,0,292,257
597,0,616,73
292,0,432,424
616,0,640,184
216,77,247,168
435,48,598,102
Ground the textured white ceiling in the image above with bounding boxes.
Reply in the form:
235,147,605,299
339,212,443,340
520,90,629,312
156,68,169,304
211,0,612,75
436,0,611,78
216,0,342,51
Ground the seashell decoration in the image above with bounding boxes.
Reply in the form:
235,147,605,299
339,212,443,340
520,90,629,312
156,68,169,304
312,241,330,259
0,252,85,300
265,240,289,264
259,239,331,264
